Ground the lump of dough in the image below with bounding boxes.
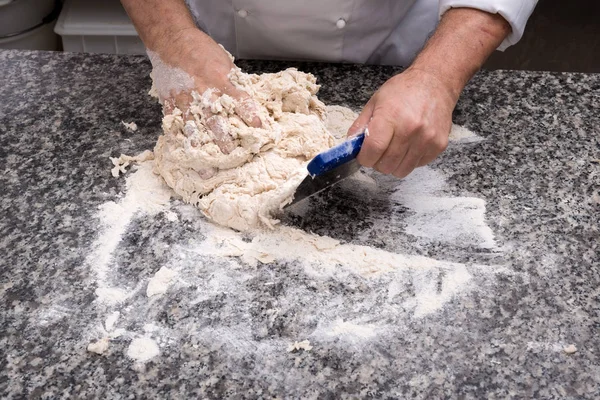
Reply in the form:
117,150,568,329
153,66,335,231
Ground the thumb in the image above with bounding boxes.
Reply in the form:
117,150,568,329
347,100,374,137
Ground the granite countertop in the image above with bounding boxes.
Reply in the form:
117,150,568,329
0,50,599,399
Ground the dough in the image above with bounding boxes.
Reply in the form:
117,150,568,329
87,337,110,354
153,66,335,231
563,344,577,354
121,120,138,132
146,266,177,297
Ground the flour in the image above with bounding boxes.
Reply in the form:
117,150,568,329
127,337,160,362
87,160,173,293
147,50,195,102
146,266,177,297
287,340,313,352
95,287,129,305
198,223,475,282
328,320,377,339
408,266,473,317
105,311,120,331
392,166,497,249
448,123,483,143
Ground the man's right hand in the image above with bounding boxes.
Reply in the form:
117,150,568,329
121,0,261,153
155,29,262,153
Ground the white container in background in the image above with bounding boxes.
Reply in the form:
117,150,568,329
0,21,59,51
0,0,60,51
54,0,145,54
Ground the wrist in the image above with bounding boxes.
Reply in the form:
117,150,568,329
153,27,204,58
407,60,464,103
408,8,511,102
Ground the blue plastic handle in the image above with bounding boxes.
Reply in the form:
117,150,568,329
307,132,365,177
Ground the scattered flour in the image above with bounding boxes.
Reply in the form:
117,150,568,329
105,311,120,331
127,337,160,362
409,267,473,317
448,123,483,143
121,120,138,132
84,60,497,364
94,287,128,305
87,160,173,286
392,166,497,249
328,320,377,339
288,340,313,352
197,223,476,282
146,266,178,297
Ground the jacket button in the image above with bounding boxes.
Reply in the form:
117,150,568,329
237,9,248,18
336,18,346,29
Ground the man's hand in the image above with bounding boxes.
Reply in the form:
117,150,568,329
155,29,262,153
351,7,511,177
350,67,456,178
156,29,261,128
121,0,261,153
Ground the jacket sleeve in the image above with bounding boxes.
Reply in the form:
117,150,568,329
438,0,538,50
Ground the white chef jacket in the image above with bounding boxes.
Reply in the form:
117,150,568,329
185,0,537,66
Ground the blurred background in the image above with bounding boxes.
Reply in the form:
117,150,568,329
1,0,598,72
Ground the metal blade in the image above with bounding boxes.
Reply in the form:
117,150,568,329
286,159,361,207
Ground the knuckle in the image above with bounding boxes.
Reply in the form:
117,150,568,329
436,136,449,152
365,137,388,155
401,112,424,133
393,168,407,179
420,128,437,143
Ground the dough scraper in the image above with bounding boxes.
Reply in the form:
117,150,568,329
286,132,365,207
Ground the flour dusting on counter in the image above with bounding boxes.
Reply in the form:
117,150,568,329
86,54,496,363
127,337,160,362
392,166,497,249
86,161,173,301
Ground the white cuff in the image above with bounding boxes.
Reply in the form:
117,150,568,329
439,0,538,51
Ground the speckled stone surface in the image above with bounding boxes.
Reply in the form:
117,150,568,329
1,50,599,399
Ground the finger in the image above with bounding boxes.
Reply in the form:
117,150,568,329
373,130,411,175
235,97,262,128
356,113,395,168
417,152,438,167
163,98,175,115
347,101,374,137
416,132,449,167
206,115,236,154
393,145,424,179
174,91,193,114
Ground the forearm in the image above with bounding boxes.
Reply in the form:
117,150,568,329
410,7,511,100
121,0,209,52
